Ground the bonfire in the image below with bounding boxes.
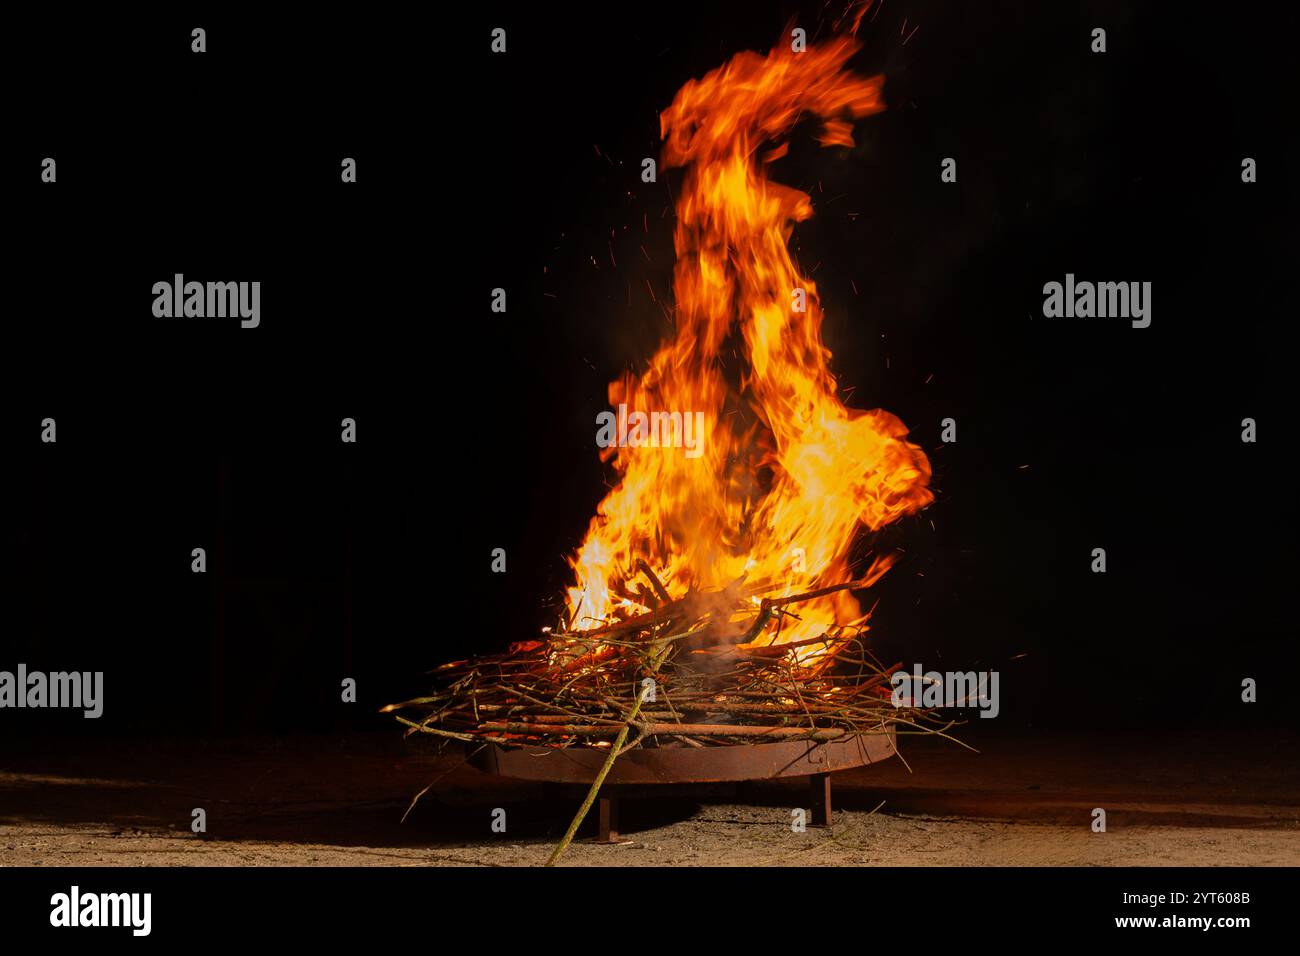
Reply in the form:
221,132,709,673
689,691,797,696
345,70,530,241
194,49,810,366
388,30,947,861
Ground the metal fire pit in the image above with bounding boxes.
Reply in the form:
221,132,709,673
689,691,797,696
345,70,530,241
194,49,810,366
470,728,896,842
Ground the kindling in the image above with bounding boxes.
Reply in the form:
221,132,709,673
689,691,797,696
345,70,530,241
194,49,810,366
0,664,103,718
50,886,151,937
1042,274,1151,328
152,274,260,327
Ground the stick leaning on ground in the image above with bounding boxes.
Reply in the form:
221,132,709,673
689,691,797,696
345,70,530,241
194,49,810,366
543,636,671,866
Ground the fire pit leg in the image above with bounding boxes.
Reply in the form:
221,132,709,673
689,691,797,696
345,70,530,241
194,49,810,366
596,788,621,844
810,772,832,828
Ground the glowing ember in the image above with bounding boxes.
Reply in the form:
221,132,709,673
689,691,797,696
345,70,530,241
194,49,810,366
565,36,933,661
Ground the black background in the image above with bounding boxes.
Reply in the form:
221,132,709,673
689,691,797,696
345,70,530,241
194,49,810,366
3,1,1295,740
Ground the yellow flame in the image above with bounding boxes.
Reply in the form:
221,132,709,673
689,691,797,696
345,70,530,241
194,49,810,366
566,37,932,656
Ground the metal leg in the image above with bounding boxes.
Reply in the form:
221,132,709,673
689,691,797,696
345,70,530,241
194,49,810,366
810,772,832,828
597,789,621,843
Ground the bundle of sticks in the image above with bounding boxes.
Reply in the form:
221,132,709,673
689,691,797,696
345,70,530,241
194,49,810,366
386,559,949,752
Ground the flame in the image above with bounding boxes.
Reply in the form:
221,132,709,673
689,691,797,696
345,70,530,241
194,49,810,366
565,36,932,658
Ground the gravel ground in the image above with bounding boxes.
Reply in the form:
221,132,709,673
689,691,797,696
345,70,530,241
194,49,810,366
3,730,1297,866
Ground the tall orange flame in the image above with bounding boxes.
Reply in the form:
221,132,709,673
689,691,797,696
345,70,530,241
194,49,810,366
566,37,932,656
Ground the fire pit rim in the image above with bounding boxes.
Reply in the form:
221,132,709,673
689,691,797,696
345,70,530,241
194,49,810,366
468,726,896,785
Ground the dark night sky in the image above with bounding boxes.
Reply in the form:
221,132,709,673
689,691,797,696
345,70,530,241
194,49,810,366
3,2,1295,738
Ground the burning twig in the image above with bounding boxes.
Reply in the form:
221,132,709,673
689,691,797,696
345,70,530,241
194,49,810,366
389,575,944,756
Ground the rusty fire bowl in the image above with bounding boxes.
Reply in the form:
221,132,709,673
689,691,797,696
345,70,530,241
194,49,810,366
468,726,896,785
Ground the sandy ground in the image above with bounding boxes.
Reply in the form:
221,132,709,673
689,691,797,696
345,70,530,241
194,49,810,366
2,729,1297,866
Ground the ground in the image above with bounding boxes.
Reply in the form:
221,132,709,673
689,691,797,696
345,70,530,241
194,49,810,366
2,729,1297,866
